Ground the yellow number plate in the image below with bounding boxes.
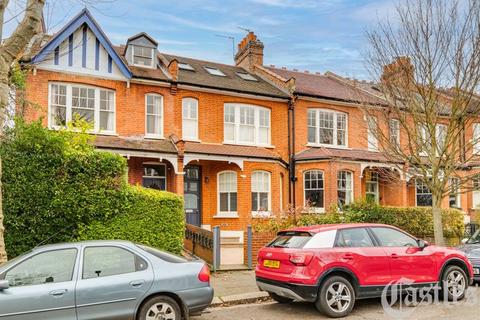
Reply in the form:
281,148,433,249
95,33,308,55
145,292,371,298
263,259,280,269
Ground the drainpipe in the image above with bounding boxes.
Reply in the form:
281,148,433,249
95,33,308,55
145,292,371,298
288,97,297,207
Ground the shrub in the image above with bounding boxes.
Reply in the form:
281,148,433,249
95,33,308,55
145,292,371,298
1,121,185,257
253,200,464,240
78,186,185,254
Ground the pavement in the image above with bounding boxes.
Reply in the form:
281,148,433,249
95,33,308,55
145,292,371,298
195,286,480,320
210,270,269,306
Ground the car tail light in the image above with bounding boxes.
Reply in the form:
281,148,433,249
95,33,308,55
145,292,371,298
198,264,210,283
289,253,313,266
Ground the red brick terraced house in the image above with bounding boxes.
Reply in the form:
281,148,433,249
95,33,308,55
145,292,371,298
20,9,480,265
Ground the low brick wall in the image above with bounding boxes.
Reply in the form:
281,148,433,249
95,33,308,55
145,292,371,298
244,229,276,266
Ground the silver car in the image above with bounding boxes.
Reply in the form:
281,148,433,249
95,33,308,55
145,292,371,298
0,240,213,320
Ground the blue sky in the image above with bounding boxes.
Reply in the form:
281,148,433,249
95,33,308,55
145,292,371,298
6,0,398,79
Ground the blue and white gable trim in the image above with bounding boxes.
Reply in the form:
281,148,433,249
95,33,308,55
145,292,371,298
32,9,132,81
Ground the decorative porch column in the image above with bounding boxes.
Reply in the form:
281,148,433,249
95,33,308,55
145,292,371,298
175,157,185,196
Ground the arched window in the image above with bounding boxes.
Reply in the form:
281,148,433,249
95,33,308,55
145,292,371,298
337,171,353,209
218,171,237,215
251,171,271,212
182,98,198,140
145,93,163,137
304,170,324,211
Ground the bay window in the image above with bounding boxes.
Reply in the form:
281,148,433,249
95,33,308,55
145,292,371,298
304,170,324,211
145,94,163,137
337,171,353,209
307,109,347,147
251,171,271,213
218,171,237,216
224,104,271,146
49,83,115,132
182,98,198,140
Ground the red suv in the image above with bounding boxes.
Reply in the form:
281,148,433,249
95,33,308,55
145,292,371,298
256,223,473,318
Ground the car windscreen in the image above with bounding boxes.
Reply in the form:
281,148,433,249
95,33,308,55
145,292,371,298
267,231,312,248
137,245,189,263
467,229,480,244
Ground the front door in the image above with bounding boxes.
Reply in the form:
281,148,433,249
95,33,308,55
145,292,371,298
184,166,202,226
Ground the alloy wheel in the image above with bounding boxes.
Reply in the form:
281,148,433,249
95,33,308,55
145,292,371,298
146,302,177,320
325,281,352,313
446,270,466,300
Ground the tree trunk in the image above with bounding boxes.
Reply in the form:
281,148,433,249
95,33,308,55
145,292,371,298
432,194,445,246
0,157,5,264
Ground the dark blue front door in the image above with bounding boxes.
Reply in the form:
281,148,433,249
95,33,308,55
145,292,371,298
184,166,201,226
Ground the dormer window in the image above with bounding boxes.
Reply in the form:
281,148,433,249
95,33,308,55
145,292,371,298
132,45,154,68
204,66,226,76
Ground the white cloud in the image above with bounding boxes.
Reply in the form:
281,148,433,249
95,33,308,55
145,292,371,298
351,0,398,23
248,0,339,9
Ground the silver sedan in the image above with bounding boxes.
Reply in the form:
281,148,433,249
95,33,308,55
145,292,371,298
0,240,213,320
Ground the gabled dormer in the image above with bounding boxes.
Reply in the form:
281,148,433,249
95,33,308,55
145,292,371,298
31,8,132,81
125,33,158,69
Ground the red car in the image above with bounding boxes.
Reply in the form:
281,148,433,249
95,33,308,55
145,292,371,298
256,223,473,318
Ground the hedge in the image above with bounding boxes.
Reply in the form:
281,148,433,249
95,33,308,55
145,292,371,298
254,201,465,240
1,121,184,257
78,186,185,254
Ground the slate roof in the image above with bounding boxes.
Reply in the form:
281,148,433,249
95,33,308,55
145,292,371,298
161,54,289,98
266,67,384,105
295,147,398,163
184,142,283,161
94,135,177,154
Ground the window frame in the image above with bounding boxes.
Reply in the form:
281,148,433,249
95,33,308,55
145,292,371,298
251,170,272,214
307,108,348,148
367,116,378,151
448,177,461,208
217,171,238,217
337,170,354,209
2,248,78,287
303,170,325,213
415,179,433,207
182,97,199,141
48,82,116,134
223,103,272,147
81,245,148,280
131,45,155,68
365,171,379,203
473,123,480,155
473,176,480,209
142,163,167,191
145,93,164,138
389,119,400,147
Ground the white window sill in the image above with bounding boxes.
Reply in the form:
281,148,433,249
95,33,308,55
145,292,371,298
368,148,379,152
302,208,325,214
306,143,348,149
144,135,165,140
213,214,239,219
223,141,275,149
251,211,272,218
183,138,201,143
49,126,118,136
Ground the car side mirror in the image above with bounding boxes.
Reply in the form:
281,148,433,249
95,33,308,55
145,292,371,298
417,239,428,250
0,280,9,290
461,238,468,244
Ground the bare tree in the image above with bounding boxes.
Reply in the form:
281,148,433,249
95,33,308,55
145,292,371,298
360,0,480,245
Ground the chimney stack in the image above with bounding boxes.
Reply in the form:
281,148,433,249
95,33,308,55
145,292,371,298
381,56,414,86
234,31,264,71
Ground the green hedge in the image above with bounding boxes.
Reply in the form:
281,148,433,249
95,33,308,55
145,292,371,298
1,121,184,257
254,201,465,240
78,186,185,254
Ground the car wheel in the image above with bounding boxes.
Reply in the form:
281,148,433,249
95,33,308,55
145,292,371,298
138,295,181,320
315,276,355,318
442,265,468,301
268,292,294,304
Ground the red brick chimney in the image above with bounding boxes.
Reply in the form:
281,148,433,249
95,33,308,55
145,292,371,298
381,56,414,86
235,31,264,71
